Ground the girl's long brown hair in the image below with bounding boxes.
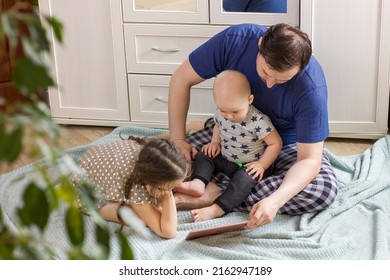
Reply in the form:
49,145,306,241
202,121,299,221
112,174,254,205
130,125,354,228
123,137,189,200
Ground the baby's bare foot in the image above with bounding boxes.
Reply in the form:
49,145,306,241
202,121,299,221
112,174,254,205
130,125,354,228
190,204,225,222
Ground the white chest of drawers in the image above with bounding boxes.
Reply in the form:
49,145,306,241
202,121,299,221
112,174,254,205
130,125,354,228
41,0,300,128
121,0,299,127
41,0,389,138
124,24,224,125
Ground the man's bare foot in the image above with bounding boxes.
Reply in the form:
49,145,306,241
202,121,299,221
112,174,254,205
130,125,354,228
186,120,205,134
190,204,225,222
175,181,221,209
156,119,205,140
174,179,205,197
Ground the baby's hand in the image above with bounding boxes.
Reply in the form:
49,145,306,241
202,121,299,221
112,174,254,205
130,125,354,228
244,161,266,181
201,142,221,158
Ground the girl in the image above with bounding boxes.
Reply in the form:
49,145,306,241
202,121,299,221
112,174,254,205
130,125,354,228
74,136,190,239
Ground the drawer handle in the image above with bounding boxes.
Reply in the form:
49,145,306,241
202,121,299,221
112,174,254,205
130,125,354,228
151,47,181,53
155,97,168,103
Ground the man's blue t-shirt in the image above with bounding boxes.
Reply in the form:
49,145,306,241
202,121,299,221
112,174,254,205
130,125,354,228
189,24,329,145
223,0,287,13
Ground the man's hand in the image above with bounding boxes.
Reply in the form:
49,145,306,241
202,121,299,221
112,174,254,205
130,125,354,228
246,196,279,229
173,139,198,161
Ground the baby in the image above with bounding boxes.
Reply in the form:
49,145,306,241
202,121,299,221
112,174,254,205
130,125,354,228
175,70,282,222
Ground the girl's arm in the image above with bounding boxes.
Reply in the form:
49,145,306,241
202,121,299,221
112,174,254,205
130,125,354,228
131,191,178,239
99,194,177,239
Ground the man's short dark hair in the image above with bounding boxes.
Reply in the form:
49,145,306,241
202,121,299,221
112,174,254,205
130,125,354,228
259,23,312,72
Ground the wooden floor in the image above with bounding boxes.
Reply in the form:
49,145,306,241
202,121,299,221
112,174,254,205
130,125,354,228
0,124,379,174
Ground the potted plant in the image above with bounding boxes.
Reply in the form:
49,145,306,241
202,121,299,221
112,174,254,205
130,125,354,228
0,0,133,260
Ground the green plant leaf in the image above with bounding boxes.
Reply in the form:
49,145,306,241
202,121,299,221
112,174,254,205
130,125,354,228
56,176,79,204
0,4,134,260
32,164,60,210
0,126,24,163
0,118,6,155
67,245,91,260
27,17,50,52
0,117,23,163
13,58,54,95
0,204,4,225
96,224,110,258
17,183,49,231
117,232,134,260
21,37,45,66
44,16,63,43
0,12,18,49
0,230,17,260
65,205,85,246
77,182,100,211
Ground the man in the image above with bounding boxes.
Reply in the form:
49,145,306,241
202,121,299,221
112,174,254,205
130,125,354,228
168,23,338,229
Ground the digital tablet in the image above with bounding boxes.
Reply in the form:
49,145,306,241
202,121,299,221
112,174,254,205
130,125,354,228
185,221,248,240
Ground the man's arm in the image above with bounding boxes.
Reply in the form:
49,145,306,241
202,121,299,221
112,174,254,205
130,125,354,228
247,141,324,228
168,59,205,160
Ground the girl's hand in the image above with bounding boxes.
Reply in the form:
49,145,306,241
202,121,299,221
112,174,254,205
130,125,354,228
201,142,221,157
158,189,174,198
154,191,173,213
244,161,266,181
145,184,173,199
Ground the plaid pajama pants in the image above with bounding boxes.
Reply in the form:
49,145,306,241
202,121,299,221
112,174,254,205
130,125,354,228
186,118,339,214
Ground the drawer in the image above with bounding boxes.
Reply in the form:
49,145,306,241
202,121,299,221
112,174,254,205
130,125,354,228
122,0,209,24
124,24,226,74
128,74,215,124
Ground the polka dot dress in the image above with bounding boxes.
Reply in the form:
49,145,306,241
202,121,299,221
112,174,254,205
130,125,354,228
74,139,153,207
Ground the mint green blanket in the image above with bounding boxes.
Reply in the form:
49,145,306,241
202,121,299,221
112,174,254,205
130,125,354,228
1,125,389,259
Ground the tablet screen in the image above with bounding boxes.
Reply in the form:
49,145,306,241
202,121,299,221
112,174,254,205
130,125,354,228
185,221,248,240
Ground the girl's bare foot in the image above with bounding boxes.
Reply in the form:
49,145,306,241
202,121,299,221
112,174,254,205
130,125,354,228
174,178,205,197
190,204,225,222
